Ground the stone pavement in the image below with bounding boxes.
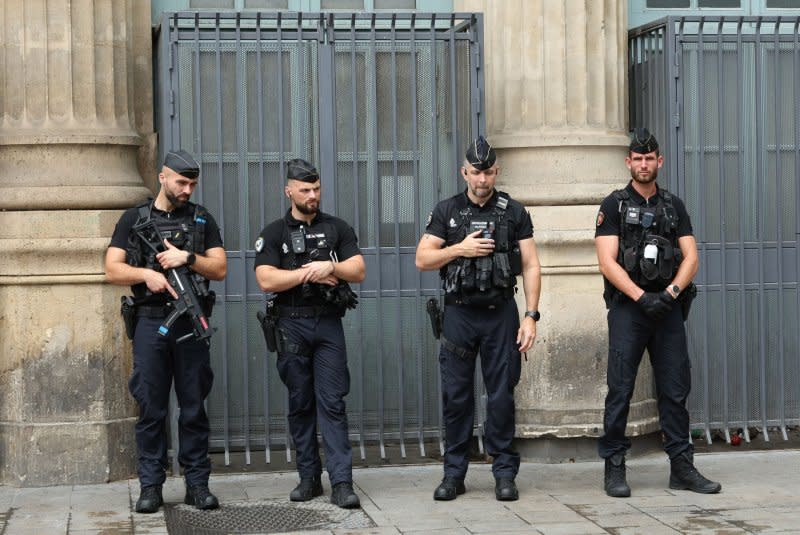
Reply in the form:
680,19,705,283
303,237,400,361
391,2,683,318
0,450,798,534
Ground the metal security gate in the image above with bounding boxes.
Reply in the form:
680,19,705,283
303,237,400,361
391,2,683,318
157,11,484,465
629,17,800,444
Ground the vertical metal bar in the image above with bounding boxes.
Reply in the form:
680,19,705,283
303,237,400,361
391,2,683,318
716,18,731,444
389,13,407,459
735,19,751,443
696,18,713,445
349,14,366,462
234,11,252,467
408,12,425,458
430,13,444,457
319,14,338,213
754,18,770,442
773,18,788,441
214,12,232,465
370,12,387,460
794,19,800,431
255,11,271,465
673,18,685,195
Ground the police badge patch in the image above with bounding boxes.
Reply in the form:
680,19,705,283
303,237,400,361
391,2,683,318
254,237,264,252
425,211,433,229
596,211,605,227
282,242,289,254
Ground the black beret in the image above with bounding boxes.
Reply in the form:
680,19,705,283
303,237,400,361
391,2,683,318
286,158,319,182
163,149,200,179
629,128,659,155
465,135,496,171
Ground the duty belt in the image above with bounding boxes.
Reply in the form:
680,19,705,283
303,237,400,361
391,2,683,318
274,304,340,318
444,294,501,308
135,304,171,318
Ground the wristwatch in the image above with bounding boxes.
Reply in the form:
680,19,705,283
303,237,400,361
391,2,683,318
670,284,680,297
524,310,541,321
186,252,197,266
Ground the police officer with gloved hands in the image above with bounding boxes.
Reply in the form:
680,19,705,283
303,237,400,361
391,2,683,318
595,128,721,497
416,136,542,502
254,159,365,509
105,149,227,513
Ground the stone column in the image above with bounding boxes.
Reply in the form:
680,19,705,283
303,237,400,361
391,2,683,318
0,0,155,485
456,0,660,460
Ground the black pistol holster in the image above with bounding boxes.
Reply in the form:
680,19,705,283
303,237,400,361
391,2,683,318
257,296,279,352
426,298,443,339
120,296,137,340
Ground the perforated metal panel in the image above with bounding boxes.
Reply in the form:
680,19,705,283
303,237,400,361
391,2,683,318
158,11,484,466
629,17,800,444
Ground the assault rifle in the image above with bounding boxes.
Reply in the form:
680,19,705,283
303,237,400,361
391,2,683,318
132,218,215,345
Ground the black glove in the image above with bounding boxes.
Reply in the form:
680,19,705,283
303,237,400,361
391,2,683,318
636,291,673,320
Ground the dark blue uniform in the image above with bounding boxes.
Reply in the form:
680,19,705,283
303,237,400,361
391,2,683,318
426,189,533,480
254,210,361,485
109,202,223,488
595,181,694,460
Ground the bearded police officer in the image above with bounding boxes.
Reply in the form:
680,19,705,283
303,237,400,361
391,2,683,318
416,136,542,502
105,149,227,513
254,159,365,509
595,128,721,497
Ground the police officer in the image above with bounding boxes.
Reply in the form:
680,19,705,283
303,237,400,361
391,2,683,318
105,149,226,513
595,128,721,497
254,159,365,509
416,136,542,502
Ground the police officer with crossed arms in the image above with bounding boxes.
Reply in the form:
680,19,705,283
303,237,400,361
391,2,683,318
595,128,721,497
254,159,365,509
416,136,542,501
105,150,227,513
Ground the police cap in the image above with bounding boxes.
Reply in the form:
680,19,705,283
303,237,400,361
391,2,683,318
286,158,319,182
163,149,200,179
465,135,496,171
629,128,659,155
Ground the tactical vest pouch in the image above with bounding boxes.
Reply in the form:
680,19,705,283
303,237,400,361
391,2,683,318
120,296,137,341
509,244,522,275
623,246,638,272
492,252,513,288
444,263,462,294
475,256,493,291
460,259,476,290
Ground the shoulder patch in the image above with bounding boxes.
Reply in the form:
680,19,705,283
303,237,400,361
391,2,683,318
254,236,264,253
425,211,433,229
596,210,605,227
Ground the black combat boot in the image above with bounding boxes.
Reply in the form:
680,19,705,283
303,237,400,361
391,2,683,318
604,453,631,497
135,485,163,514
433,476,466,501
184,485,220,510
495,477,519,501
330,482,360,509
669,450,721,494
289,476,324,502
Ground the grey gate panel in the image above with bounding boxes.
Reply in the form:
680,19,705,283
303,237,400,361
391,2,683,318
158,11,484,466
629,17,800,444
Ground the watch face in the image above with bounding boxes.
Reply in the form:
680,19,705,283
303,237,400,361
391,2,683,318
526,310,540,321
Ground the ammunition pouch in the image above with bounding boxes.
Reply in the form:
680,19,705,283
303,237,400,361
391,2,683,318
677,283,698,321
492,252,513,288
120,296,137,341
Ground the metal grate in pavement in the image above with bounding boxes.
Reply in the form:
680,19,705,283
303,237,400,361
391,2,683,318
163,498,375,535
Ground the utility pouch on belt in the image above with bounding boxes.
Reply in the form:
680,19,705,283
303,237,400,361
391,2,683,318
623,246,638,272
426,298,443,339
677,283,698,321
120,296,137,340
256,297,279,352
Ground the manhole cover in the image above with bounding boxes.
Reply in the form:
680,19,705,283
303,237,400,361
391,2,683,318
164,498,375,535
